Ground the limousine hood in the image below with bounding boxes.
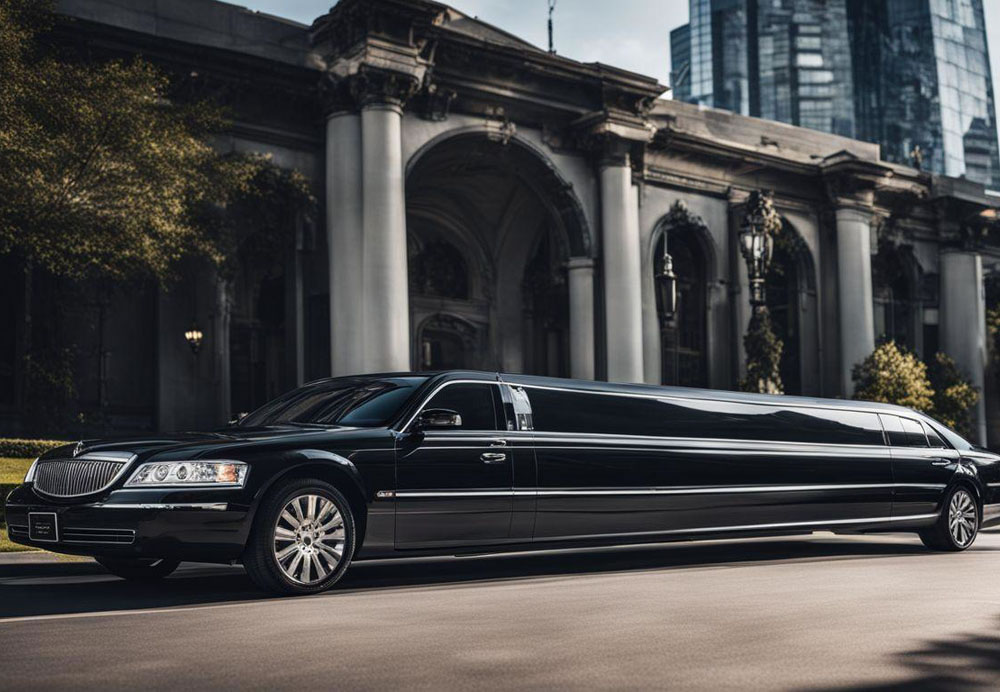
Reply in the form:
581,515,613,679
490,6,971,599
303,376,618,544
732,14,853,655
40,426,361,461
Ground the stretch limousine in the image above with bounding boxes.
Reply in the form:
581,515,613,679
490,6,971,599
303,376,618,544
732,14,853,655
7,371,1000,594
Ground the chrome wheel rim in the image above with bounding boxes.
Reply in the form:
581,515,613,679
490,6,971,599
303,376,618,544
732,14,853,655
948,490,977,547
273,493,345,585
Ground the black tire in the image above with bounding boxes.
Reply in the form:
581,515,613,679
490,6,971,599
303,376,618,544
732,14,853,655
96,556,180,581
243,478,356,596
919,485,980,552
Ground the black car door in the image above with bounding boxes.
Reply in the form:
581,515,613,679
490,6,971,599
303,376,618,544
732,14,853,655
881,413,955,518
394,382,514,548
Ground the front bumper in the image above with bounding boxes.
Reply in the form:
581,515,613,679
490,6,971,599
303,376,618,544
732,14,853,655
5,484,251,563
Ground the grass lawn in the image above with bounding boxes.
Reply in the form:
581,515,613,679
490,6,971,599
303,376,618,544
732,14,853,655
0,457,32,484
1,457,39,551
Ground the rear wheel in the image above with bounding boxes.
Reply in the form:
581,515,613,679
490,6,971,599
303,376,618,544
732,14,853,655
919,486,979,551
96,556,180,581
243,478,356,596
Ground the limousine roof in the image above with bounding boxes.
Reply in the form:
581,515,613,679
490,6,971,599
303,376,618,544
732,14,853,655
301,369,924,418
353,369,926,418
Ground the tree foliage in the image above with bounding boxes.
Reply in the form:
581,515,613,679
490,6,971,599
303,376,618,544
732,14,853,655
928,352,980,438
852,342,934,413
0,0,267,281
740,307,784,394
192,161,316,281
852,342,979,436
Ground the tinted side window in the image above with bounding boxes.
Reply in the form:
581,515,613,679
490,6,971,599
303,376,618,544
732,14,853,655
923,422,948,449
526,388,664,436
881,414,928,447
423,384,499,430
525,388,883,444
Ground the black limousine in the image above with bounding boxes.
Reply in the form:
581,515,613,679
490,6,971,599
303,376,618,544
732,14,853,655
7,371,1000,594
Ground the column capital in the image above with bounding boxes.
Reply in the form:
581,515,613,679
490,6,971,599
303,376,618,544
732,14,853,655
573,109,655,169
820,151,892,213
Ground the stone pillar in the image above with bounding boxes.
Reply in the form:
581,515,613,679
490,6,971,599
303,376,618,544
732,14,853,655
834,205,875,396
567,257,596,380
360,103,410,373
600,154,644,383
940,249,987,444
326,112,364,376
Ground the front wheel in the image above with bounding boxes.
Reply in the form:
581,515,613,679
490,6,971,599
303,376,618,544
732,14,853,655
243,478,356,595
96,556,180,581
919,486,979,551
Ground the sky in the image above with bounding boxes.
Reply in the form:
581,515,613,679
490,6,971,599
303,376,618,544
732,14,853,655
244,0,1000,144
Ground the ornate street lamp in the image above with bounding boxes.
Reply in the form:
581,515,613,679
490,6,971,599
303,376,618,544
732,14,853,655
738,190,784,395
739,190,780,307
184,323,204,354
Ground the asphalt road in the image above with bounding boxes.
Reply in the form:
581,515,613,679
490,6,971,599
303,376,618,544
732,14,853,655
3,531,1000,690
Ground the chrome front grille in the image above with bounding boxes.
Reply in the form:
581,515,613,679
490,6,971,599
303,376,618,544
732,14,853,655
33,453,134,498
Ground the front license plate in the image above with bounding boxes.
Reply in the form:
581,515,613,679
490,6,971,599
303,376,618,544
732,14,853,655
28,512,59,543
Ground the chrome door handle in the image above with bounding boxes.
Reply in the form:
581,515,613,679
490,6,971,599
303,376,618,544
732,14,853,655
480,452,507,464
931,460,951,466
488,439,507,447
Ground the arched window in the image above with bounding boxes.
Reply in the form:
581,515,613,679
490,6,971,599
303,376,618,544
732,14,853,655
655,230,708,387
873,241,920,352
765,221,817,395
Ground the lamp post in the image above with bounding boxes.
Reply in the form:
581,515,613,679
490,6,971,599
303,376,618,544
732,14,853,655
655,233,679,383
739,190,778,308
738,190,783,394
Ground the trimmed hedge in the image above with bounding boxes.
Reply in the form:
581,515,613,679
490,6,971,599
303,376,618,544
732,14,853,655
0,438,68,458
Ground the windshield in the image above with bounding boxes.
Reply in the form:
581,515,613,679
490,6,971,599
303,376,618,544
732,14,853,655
238,377,428,428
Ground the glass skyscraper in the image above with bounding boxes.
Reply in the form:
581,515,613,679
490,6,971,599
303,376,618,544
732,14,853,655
670,0,1000,188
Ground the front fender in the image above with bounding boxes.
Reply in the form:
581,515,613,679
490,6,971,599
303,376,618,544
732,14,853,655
245,449,367,528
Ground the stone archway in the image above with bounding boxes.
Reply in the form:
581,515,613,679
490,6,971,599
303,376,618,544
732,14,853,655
766,219,820,395
405,132,592,375
651,201,717,388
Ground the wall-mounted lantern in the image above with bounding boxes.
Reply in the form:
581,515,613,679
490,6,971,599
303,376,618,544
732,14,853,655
655,245,678,324
184,323,204,354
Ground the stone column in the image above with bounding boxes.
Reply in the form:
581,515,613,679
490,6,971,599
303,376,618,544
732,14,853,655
567,257,596,380
834,205,875,396
360,103,410,373
600,152,644,383
326,112,364,375
940,249,987,444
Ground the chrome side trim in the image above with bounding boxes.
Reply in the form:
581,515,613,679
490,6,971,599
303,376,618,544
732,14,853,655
93,502,229,511
382,483,946,499
533,513,941,542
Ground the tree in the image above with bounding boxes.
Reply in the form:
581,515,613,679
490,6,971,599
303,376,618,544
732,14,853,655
0,0,261,282
852,341,934,413
928,352,979,438
740,308,784,394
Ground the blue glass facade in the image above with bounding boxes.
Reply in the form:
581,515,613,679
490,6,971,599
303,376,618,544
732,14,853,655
669,0,1000,187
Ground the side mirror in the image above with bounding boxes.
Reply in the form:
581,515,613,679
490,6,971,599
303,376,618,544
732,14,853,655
228,412,248,427
416,408,463,430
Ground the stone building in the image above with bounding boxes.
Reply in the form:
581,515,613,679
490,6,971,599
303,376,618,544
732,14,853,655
2,0,999,445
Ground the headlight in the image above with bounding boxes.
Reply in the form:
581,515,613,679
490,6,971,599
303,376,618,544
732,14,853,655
125,461,248,488
23,458,39,484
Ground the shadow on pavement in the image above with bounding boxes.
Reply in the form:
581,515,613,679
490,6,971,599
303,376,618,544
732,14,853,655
810,615,1000,691
0,534,938,619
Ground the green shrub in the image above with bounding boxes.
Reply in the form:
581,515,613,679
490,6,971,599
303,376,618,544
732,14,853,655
0,438,68,458
928,352,980,438
852,341,934,413
852,343,979,437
